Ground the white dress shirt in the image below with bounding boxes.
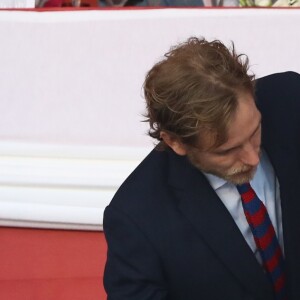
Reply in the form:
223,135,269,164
203,150,284,264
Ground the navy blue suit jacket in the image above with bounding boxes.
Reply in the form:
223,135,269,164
104,72,300,300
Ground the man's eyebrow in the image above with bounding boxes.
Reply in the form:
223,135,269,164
213,144,239,154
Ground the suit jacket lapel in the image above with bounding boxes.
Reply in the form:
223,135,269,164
280,178,300,300
167,151,273,300
263,145,300,299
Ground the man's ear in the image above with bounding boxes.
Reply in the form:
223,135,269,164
160,131,187,156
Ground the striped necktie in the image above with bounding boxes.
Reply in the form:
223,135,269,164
236,183,287,300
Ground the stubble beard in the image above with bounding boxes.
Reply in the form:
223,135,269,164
187,153,258,185
221,166,257,185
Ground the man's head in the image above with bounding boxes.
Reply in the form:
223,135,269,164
143,37,260,184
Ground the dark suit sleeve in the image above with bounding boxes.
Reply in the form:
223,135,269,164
103,205,168,300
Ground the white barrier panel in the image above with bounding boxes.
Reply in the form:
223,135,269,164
0,0,35,8
0,8,299,230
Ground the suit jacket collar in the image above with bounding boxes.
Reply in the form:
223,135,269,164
166,150,274,300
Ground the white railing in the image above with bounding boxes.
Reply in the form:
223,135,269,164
0,142,150,230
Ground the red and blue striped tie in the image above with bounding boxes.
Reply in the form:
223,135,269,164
236,183,287,300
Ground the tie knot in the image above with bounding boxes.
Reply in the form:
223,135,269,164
236,182,251,195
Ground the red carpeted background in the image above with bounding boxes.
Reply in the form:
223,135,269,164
0,227,107,300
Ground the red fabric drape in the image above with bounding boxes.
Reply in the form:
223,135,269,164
0,227,107,300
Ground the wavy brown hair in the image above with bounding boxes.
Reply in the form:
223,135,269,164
143,37,255,150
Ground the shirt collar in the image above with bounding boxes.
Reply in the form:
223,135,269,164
203,172,227,191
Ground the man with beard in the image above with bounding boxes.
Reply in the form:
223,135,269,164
103,37,300,300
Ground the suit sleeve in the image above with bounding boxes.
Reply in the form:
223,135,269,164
103,204,168,300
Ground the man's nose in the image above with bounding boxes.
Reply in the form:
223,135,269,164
240,143,260,167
